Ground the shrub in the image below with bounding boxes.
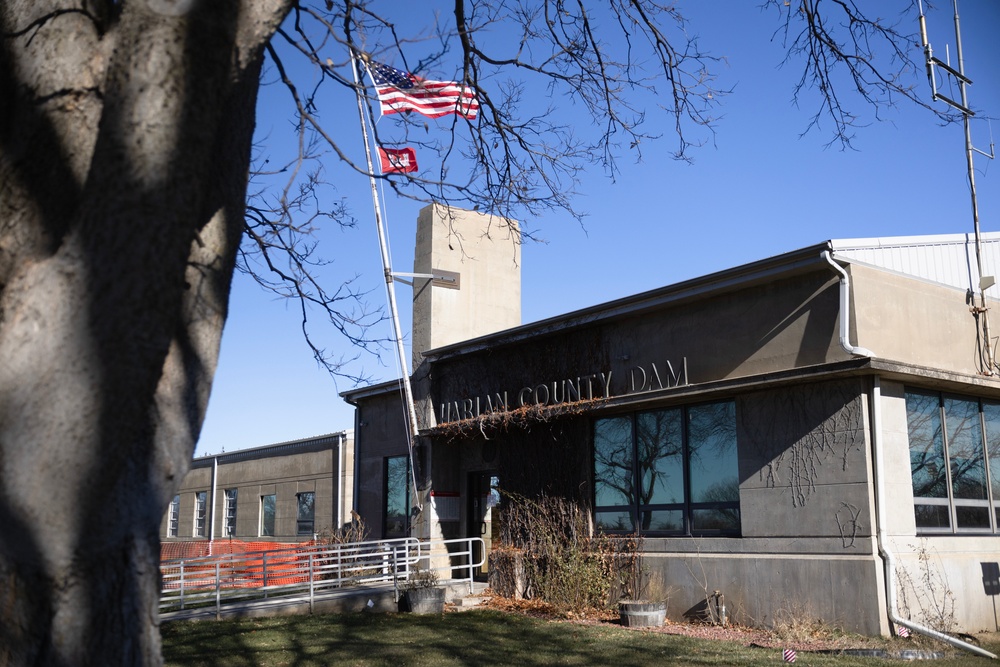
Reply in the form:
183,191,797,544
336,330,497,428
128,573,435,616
492,493,642,614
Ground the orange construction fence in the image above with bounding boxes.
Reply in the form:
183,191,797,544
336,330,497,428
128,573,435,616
160,540,322,589
161,539,311,563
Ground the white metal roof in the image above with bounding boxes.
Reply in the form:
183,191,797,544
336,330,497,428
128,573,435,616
831,231,1000,294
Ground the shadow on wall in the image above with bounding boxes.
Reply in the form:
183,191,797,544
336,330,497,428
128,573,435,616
737,379,866,507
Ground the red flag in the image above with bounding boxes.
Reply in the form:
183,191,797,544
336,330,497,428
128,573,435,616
378,147,418,174
367,60,479,120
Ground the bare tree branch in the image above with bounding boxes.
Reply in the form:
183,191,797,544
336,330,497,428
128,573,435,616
245,0,961,385
765,0,955,148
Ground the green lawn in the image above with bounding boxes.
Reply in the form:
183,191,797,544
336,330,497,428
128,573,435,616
161,610,1000,667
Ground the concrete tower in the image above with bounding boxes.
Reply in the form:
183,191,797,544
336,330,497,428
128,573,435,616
411,204,521,369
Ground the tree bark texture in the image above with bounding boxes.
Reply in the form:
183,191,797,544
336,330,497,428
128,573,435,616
0,1,290,664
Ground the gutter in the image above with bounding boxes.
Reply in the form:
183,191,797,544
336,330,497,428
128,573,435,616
871,377,997,659
821,250,875,358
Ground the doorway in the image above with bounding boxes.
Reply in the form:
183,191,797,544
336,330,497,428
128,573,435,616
468,471,500,580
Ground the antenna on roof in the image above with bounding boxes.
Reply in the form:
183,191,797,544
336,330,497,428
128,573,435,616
918,0,997,374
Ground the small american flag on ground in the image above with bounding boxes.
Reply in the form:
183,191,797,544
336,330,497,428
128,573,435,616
782,648,797,663
366,59,479,120
897,626,911,638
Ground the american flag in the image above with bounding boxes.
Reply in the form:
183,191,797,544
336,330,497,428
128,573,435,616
366,60,479,120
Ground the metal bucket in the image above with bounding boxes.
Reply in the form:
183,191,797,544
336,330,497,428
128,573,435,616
619,600,666,628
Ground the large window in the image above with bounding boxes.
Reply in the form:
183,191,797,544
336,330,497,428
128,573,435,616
297,492,315,536
260,494,276,537
168,495,180,538
593,401,740,536
223,489,238,537
194,491,207,537
384,456,410,538
906,389,1000,532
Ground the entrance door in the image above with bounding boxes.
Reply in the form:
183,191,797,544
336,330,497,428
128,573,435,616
468,472,500,580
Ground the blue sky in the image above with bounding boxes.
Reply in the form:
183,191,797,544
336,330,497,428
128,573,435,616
195,1,999,457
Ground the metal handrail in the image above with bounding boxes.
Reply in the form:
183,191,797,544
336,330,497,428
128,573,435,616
159,536,485,618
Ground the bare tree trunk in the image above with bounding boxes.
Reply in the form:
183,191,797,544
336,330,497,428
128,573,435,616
0,1,289,664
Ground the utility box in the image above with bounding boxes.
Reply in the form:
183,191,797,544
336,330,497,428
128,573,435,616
983,562,1000,597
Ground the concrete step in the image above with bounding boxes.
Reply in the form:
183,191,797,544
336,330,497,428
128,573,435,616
448,596,488,611
451,596,486,607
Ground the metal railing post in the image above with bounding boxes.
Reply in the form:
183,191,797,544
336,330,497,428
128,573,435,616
308,552,315,614
392,547,399,602
467,538,473,594
179,562,185,611
262,553,268,599
215,563,221,620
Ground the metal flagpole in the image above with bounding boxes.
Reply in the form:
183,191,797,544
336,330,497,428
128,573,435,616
918,0,997,374
349,49,423,512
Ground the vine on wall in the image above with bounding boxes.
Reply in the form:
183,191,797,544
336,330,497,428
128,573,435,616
741,380,866,508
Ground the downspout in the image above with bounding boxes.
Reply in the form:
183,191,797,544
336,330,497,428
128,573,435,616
336,433,343,530
209,456,218,553
821,250,875,358
352,406,362,527
871,377,997,659
828,248,996,657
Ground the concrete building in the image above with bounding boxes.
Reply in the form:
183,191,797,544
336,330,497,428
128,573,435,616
344,213,1000,637
161,432,353,545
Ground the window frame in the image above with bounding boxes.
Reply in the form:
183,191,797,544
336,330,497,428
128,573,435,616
260,493,276,537
296,491,316,536
592,400,740,537
905,388,1000,534
193,491,207,538
223,488,238,537
383,455,410,539
168,495,180,538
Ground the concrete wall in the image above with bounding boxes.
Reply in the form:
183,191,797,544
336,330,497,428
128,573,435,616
889,538,1000,634
353,390,411,539
851,263,986,375
640,548,885,633
427,270,846,422
738,380,874,541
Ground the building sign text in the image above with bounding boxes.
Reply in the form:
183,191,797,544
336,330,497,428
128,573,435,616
437,358,688,423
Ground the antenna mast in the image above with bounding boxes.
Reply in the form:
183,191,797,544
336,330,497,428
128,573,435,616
918,0,997,374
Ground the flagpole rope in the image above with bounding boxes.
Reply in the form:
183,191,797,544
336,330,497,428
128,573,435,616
352,58,405,388
357,64,416,512
350,48,423,514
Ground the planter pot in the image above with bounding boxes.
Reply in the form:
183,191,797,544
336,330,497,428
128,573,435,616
399,587,446,614
619,600,666,628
